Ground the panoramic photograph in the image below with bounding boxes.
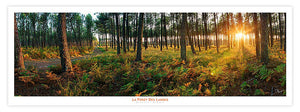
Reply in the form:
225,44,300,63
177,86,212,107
13,12,286,96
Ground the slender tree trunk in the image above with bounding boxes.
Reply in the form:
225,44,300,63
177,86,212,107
176,13,180,49
32,18,36,48
126,13,130,51
58,13,73,73
227,13,230,49
105,27,108,51
115,13,121,55
203,13,208,51
110,16,115,49
123,13,127,53
260,13,269,65
144,30,148,50
187,16,196,54
98,32,101,46
78,23,82,47
269,13,274,47
163,13,168,50
26,20,30,48
214,13,219,53
284,13,286,51
172,14,176,48
196,14,201,52
253,13,260,60
14,13,25,69
136,13,144,61
279,13,283,49
134,13,138,51
180,13,187,61
160,13,163,51
170,15,173,48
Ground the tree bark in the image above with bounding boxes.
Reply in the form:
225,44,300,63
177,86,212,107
136,13,144,61
134,13,138,51
279,13,283,49
163,13,168,50
260,13,269,65
115,13,121,55
14,13,25,69
227,13,230,49
269,13,274,47
58,13,73,73
196,13,201,52
284,13,286,51
187,15,196,54
203,13,208,51
160,13,163,51
253,13,260,60
123,13,127,53
126,13,130,51
214,13,219,53
180,13,187,61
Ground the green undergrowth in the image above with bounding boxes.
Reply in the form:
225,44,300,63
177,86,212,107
15,44,286,96
55,45,286,96
22,46,94,60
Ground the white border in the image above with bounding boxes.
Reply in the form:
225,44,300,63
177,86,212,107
7,6,293,105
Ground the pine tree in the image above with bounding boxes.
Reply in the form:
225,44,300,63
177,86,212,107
58,13,73,73
14,13,25,69
136,13,144,61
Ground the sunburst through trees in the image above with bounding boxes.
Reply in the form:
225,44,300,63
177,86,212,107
14,12,286,96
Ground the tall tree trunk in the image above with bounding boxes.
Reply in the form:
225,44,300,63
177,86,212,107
180,13,187,61
187,16,196,54
284,13,286,51
70,21,78,48
203,13,208,51
14,13,25,69
78,22,82,47
136,13,144,61
123,13,127,53
260,13,269,65
163,13,168,50
111,16,115,49
214,13,219,53
58,13,73,73
32,16,36,48
269,13,274,47
115,13,121,55
144,30,148,50
253,13,260,60
279,13,283,49
144,15,148,50
105,27,108,51
126,13,130,51
134,13,138,51
160,13,163,51
98,32,101,46
26,20,30,48
196,14,201,52
227,13,230,49
176,13,180,49
172,14,176,48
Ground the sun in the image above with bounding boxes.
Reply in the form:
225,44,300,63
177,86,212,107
235,32,243,40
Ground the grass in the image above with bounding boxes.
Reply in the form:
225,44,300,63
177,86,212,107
14,42,286,96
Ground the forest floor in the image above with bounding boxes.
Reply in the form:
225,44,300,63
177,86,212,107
15,43,286,96
24,47,103,72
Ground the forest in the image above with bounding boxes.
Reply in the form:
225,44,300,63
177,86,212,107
14,12,286,96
